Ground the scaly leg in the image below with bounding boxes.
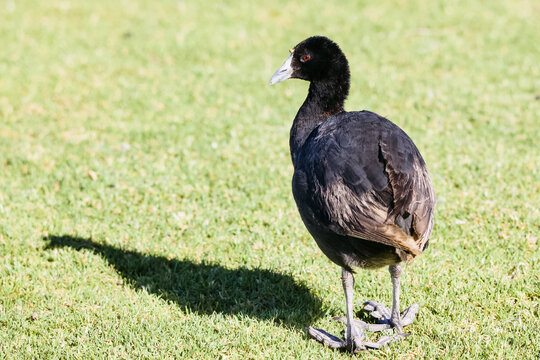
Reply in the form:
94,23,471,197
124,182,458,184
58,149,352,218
341,268,365,351
363,263,419,336
307,268,393,352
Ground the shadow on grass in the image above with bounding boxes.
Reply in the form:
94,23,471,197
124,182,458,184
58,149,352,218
44,235,322,329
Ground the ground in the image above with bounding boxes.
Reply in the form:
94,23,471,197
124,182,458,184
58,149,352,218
0,0,539,358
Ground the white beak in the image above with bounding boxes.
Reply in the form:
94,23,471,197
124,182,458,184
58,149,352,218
269,54,293,85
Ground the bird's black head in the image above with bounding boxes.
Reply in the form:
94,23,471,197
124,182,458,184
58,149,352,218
270,36,350,86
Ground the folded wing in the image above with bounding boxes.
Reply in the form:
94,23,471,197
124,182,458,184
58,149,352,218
298,113,435,262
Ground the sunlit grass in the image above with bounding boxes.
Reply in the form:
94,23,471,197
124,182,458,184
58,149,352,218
0,0,538,358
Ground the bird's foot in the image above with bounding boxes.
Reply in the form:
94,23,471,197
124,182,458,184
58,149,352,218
306,322,396,352
316,301,419,351
332,316,392,332
363,300,419,335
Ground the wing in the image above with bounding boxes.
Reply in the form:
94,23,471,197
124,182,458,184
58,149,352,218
296,112,435,261
378,125,436,256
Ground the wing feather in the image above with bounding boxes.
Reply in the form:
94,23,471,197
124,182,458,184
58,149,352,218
296,112,435,262
379,130,436,251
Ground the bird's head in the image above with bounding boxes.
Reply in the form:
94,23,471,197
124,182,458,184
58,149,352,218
269,36,350,85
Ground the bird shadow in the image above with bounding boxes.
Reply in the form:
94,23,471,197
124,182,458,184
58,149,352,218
43,235,322,329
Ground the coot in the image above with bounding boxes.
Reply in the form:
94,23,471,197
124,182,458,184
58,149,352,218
270,36,435,352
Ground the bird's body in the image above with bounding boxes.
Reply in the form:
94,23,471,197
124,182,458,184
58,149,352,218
292,110,433,271
270,36,435,352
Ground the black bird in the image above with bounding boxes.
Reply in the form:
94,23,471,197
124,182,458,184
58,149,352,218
269,36,435,352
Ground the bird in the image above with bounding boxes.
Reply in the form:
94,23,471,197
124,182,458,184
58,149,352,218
269,36,436,352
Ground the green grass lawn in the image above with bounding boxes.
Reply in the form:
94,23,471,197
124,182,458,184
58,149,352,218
1,0,539,358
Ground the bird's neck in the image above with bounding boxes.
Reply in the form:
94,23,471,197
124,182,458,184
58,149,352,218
289,78,349,165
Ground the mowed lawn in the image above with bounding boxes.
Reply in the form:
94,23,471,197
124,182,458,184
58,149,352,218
1,0,538,358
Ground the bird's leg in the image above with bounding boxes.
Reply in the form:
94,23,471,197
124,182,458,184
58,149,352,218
307,268,395,351
363,263,419,336
341,268,365,351
306,268,361,350
389,263,406,335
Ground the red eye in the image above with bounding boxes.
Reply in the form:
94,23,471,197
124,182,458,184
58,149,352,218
301,55,311,62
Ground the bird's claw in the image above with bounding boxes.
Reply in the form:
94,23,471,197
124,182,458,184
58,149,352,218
306,327,346,349
306,317,403,353
332,316,391,332
363,300,419,327
306,325,402,352
308,301,419,351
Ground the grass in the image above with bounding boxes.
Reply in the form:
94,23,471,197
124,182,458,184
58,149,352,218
0,0,539,358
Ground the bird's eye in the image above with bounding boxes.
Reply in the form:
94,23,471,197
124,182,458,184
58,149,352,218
301,55,311,63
